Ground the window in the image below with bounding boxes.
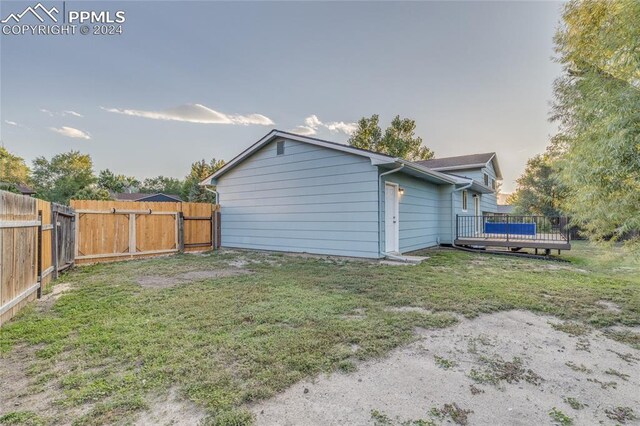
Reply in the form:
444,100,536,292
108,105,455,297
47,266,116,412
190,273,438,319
491,178,496,190
462,190,468,211
276,141,285,155
484,173,489,186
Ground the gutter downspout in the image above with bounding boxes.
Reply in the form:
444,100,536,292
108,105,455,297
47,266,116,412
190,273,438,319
378,164,404,258
451,181,473,247
203,185,219,205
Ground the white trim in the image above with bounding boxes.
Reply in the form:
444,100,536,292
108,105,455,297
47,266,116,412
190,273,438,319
462,190,468,212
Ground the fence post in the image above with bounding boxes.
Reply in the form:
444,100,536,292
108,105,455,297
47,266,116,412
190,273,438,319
455,214,459,240
128,213,136,255
178,212,185,253
37,210,43,298
52,207,59,279
506,214,510,242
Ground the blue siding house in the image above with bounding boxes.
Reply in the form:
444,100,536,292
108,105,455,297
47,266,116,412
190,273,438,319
201,130,500,258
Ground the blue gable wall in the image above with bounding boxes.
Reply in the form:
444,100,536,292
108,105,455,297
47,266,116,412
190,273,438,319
216,138,381,258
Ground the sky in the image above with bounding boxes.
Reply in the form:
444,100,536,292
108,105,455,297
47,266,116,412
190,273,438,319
0,1,564,193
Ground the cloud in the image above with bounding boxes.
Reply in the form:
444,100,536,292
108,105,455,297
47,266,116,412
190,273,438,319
5,120,19,126
50,126,91,140
290,125,317,136
101,104,274,126
63,110,84,117
40,109,84,118
290,115,357,136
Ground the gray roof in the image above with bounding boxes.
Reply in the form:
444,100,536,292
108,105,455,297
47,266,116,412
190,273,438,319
114,192,182,202
415,153,496,169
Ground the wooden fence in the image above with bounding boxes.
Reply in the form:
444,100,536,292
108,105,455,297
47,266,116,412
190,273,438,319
69,200,220,264
0,191,76,325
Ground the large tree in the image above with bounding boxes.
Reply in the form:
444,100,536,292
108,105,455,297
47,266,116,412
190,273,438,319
32,151,96,204
551,0,640,243
183,158,225,203
508,152,566,217
139,176,184,196
0,147,31,191
348,115,434,160
97,169,140,194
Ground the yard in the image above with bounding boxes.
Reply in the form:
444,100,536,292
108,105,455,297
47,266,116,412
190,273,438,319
1,243,639,425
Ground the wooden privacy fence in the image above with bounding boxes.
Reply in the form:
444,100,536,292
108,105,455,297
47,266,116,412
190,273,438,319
0,191,76,325
70,200,220,264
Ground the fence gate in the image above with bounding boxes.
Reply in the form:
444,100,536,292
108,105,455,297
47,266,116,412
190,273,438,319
51,203,76,279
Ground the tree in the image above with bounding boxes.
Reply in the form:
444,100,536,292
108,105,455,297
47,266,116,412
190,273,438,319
183,158,225,203
139,176,184,195
73,187,112,201
32,151,96,204
508,152,566,217
97,169,140,193
0,147,31,186
348,115,434,160
551,0,640,243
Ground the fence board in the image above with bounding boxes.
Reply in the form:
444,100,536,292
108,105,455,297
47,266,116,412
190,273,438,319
0,191,39,326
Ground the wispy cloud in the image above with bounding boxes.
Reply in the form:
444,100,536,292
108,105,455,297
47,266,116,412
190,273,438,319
63,110,84,117
40,109,84,118
289,115,357,136
50,126,91,140
101,104,274,126
5,120,19,126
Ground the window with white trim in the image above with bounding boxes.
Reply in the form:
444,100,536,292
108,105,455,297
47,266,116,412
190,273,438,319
462,190,468,211
484,173,489,186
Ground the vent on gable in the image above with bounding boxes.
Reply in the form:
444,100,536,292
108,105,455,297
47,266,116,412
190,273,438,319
276,141,285,155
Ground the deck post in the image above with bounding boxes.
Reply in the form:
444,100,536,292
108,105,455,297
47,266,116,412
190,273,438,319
455,214,459,241
506,214,510,242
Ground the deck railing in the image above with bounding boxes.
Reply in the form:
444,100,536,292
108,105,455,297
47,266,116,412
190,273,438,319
456,215,571,243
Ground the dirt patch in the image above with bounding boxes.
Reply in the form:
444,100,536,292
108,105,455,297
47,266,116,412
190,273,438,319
596,300,623,313
251,311,640,425
136,269,250,289
135,389,205,425
385,306,433,314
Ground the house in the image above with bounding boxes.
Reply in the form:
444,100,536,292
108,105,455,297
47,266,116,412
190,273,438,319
114,192,182,202
0,182,36,196
200,130,500,259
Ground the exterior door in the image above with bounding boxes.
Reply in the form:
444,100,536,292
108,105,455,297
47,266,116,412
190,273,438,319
474,195,481,235
385,183,399,253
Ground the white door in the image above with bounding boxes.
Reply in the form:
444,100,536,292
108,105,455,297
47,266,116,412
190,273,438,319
385,183,399,253
474,195,481,235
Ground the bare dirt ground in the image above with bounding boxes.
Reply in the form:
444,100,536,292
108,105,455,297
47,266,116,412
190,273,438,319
252,310,640,426
136,269,250,288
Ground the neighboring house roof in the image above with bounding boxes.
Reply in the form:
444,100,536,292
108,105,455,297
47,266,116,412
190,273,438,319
415,152,502,179
200,129,461,187
497,204,514,214
114,192,182,202
16,183,36,195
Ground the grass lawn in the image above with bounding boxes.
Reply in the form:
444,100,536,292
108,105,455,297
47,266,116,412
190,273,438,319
0,242,638,425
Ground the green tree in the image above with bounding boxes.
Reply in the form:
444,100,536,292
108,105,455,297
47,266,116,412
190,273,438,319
97,169,140,193
508,152,566,217
139,176,184,196
0,147,31,188
183,158,225,203
73,187,112,201
551,0,640,243
32,151,96,204
348,115,434,160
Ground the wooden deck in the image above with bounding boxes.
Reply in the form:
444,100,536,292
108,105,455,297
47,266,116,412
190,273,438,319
455,235,571,250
